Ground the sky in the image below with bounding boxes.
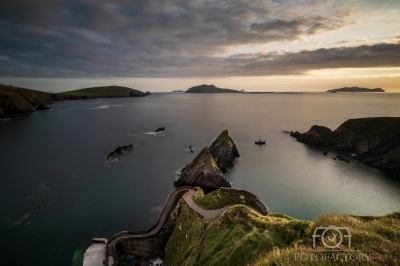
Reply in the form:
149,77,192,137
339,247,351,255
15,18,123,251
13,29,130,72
1,0,400,92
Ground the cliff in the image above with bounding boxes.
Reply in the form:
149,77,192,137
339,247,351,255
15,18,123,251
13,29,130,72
174,147,230,190
185,84,240,93
0,84,54,118
291,117,400,178
0,84,148,118
165,193,400,266
327,86,385,93
209,129,240,172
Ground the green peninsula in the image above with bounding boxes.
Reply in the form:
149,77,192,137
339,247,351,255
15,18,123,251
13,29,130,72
186,84,241,93
291,117,400,178
0,84,148,118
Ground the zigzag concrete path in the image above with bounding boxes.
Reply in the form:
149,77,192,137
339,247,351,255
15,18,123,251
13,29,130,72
182,189,233,219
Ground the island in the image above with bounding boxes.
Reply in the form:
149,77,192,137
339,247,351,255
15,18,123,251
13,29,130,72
0,84,149,119
185,84,241,93
327,86,385,93
290,117,400,179
171,90,185,93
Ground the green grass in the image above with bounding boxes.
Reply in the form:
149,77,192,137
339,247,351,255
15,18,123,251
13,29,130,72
165,201,400,266
165,204,311,266
59,85,145,97
193,187,258,210
0,84,54,117
253,212,400,266
312,125,333,139
338,117,400,140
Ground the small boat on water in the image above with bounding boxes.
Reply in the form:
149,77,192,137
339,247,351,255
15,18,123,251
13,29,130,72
255,139,266,145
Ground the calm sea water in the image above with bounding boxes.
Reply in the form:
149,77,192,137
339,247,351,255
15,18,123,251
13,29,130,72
1,93,400,265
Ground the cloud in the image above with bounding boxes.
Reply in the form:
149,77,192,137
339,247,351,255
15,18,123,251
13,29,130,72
0,0,395,78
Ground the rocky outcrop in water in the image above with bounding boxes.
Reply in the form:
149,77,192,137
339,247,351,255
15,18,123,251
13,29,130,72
175,147,230,191
209,130,240,172
36,104,51,111
107,144,134,159
291,117,400,178
155,127,166,132
175,130,240,190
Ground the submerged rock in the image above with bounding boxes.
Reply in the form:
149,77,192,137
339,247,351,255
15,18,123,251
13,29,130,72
107,144,134,159
209,130,240,173
174,147,230,191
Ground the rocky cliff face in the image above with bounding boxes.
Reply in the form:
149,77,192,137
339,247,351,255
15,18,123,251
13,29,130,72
291,117,400,178
174,147,230,191
209,130,240,172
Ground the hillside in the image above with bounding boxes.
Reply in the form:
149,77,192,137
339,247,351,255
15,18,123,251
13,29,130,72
290,117,400,178
327,86,385,93
0,84,148,118
0,84,55,118
59,85,146,98
185,84,241,93
164,188,400,265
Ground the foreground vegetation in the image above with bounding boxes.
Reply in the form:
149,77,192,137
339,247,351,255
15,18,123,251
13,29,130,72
193,187,259,210
165,190,400,265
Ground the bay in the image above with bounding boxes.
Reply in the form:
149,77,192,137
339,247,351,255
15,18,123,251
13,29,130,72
1,92,400,265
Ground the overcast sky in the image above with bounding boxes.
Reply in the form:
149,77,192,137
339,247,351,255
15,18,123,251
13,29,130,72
1,0,400,92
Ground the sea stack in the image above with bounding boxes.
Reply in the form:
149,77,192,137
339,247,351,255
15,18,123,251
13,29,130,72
209,130,240,172
174,147,230,191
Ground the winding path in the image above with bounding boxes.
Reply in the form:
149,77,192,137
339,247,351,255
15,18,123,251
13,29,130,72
105,187,269,266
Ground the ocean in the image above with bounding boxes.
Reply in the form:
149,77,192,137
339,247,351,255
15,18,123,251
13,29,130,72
1,92,400,265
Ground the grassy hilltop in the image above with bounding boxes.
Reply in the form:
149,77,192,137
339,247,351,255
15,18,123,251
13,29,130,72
0,84,147,118
60,85,146,98
164,188,400,266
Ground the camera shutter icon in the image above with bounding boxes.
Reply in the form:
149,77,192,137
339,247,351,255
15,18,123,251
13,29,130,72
312,225,352,248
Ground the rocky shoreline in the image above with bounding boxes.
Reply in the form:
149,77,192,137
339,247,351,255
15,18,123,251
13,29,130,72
290,117,400,179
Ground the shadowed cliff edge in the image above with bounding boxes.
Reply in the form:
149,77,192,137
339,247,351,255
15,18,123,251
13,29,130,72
290,117,400,179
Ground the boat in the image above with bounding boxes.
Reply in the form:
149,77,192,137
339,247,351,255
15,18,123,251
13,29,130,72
255,139,266,145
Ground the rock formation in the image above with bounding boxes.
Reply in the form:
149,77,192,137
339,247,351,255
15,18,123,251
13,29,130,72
174,147,230,191
209,130,240,172
36,104,51,111
155,127,166,132
107,144,134,159
291,117,400,178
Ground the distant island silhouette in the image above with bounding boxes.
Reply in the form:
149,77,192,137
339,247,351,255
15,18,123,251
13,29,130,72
327,86,385,93
186,84,241,93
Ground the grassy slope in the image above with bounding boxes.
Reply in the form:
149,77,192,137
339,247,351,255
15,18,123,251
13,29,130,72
0,84,54,117
59,85,145,97
0,84,146,118
194,188,258,210
165,189,400,266
338,117,400,140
